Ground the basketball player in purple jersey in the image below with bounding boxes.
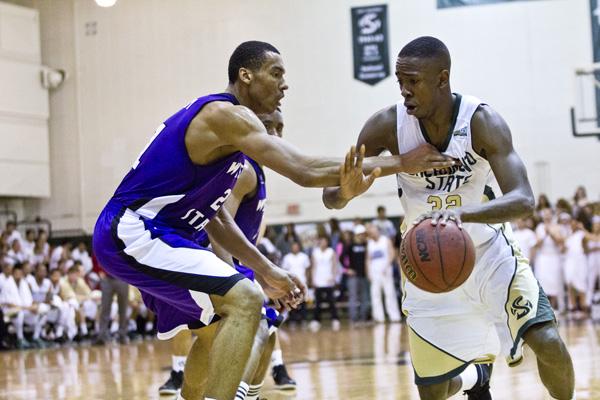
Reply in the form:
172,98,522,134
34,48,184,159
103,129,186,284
94,41,455,400
323,37,575,400
159,109,292,398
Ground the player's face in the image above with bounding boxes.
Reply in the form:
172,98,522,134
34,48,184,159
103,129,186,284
396,56,448,119
249,52,288,114
257,110,284,137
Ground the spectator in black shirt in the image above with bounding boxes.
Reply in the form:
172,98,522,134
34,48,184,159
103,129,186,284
343,225,370,323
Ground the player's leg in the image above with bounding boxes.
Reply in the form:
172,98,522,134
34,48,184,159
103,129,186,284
94,210,261,400
523,321,574,400
408,315,495,400
159,330,193,395
382,275,401,322
252,331,276,385
485,231,575,400
326,287,340,329
370,276,385,322
97,277,115,343
237,320,270,400
271,333,296,390
115,279,129,342
180,322,219,399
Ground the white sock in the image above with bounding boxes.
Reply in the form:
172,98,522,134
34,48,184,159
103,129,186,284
271,349,283,367
175,393,186,400
459,364,479,391
246,382,263,400
172,355,186,373
235,381,249,400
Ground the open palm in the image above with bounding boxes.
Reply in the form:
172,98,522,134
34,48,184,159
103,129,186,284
339,145,381,200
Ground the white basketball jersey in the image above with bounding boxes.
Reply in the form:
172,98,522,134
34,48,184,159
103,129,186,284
396,94,497,248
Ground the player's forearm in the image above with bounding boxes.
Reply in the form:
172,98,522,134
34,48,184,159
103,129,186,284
204,210,273,275
362,155,404,177
207,235,235,268
460,191,534,224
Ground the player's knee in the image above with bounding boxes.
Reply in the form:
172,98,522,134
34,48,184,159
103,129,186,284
524,322,568,361
417,382,450,400
220,279,263,317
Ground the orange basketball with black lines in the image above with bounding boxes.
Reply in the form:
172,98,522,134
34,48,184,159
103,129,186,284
400,219,475,293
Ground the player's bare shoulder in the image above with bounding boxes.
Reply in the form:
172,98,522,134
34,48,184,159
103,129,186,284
186,102,259,164
358,104,398,156
470,104,513,159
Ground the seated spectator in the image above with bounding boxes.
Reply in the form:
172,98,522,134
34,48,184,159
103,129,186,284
50,241,72,271
48,268,78,341
22,229,36,260
71,242,93,275
0,263,48,348
6,239,27,265
31,235,49,266
3,221,22,248
64,265,96,337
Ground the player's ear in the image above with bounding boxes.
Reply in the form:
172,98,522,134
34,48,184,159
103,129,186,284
239,67,253,85
438,69,449,89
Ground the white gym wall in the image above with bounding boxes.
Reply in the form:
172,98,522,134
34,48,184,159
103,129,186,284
4,0,595,232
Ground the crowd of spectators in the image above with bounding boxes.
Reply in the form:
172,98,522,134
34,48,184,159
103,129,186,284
0,185,598,349
0,225,154,350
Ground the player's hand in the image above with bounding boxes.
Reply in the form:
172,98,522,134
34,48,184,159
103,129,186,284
338,145,381,201
414,209,463,229
259,267,306,309
400,144,458,174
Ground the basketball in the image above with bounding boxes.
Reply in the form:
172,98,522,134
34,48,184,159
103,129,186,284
400,219,476,293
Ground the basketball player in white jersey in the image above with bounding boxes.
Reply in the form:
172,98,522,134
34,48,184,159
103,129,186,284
323,36,575,400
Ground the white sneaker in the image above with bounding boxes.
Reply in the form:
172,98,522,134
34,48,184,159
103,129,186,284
332,319,341,331
309,320,321,332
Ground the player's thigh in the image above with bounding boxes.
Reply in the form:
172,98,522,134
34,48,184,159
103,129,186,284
482,234,555,366
407,312,497,386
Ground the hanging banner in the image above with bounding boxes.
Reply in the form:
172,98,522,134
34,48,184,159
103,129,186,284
351,4,390,86
438,0,543,8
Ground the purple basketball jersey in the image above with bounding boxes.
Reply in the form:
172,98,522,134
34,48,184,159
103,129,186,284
106,93,245,239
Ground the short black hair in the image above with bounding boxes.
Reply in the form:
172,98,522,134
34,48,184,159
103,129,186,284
228,41,280,84
398,36,451,70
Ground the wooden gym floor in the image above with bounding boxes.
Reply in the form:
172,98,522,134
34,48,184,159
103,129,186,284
0,318,598,399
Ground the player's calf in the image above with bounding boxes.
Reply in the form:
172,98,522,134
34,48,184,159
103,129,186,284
523,321,575,400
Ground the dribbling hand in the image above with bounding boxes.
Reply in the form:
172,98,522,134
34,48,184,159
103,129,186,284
414,209,463,229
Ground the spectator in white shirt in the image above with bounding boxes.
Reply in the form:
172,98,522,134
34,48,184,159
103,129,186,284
50,242,72,271
3,221,22,248
367,224,400,323
512,218,538,263
21,229,36,261
281,241,310,323
0,264,48,348
372,206,397,239
6,239,27,266
310,237,339,331
71,242,93,274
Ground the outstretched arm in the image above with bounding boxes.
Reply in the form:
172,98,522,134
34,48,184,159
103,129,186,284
203,104,434,188
205,207,306,305
323,106,457,209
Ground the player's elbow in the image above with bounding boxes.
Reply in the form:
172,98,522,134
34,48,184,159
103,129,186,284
517,194,535,217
